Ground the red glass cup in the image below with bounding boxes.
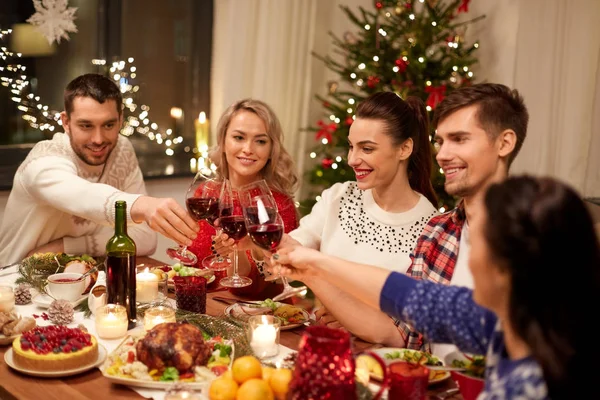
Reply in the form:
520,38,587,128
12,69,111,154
173,276,207,313
451,371,485,400
288,326,357,400
387,361,429,400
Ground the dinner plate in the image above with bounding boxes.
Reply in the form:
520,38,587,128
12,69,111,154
0,333,18,346
32,293,88,308
100,335,232,390
224,302,310,330
368,347,451,385
4,344,107,378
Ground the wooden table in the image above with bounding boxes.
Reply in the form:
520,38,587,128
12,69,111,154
0,257,461,399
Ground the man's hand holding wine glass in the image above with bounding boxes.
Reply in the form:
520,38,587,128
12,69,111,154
131,196,199,245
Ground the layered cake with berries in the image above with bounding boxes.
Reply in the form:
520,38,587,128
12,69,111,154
12,325,98,371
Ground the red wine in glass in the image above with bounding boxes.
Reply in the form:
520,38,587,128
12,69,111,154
248,224,283,252
186,197,220,222
244,206,277,225
219,215,247,241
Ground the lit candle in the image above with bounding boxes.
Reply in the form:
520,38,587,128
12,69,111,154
0,286,15,312
136,267,159,303
144,305,176,331
95,304,128,339
249,315,280,358
194,111,209,150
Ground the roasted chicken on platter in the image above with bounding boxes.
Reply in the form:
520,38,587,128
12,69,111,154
135,322,212,373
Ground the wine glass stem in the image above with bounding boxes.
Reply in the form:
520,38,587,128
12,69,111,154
179,245,188,255
231,246,239,278
281,276,291,290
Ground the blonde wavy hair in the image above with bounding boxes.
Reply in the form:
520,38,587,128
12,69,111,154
209,99,299,197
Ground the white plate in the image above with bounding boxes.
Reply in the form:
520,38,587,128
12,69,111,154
224,302,310,330
100,335,232,390
0,333,18,346
4,344,107,378
368,347,451,385
32,293,88,308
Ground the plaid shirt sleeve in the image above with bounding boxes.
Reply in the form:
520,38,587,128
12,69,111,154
393,211,463,351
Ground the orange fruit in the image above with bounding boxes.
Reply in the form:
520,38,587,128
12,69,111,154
209,377,239,400
269,368,292,400
262,366,275,382
221,370,233,380
231,355,263,384
236,378,274,400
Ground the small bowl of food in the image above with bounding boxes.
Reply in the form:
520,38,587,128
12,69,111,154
444,351,485,400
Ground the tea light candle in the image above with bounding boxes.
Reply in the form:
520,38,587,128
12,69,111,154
95,304,128,339
136,267,158,303
249,315,280,358
144,305,176,331
0,286,15,313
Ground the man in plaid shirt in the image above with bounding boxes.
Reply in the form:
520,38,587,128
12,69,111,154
396,83,530,350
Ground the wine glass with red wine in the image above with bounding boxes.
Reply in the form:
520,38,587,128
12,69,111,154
165,169,222,265
217,180,252,288
241,191,307,301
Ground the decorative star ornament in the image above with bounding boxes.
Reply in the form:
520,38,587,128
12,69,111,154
27,0,78,45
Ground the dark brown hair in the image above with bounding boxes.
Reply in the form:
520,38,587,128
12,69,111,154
356,92,437,206
64,73,123,116
484,176,600,398
433,83,528,166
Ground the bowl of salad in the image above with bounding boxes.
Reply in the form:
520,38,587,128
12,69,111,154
444,351,485,400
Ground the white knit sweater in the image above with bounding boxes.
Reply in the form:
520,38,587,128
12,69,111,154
0,133,157,264
290,182,438,273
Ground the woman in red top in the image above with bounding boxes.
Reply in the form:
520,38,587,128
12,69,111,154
188,99,299,299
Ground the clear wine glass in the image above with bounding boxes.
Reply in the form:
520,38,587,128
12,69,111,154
240,188,307,301
217,180,252,288
165,168,222,265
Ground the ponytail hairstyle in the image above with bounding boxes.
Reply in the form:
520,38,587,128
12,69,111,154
355,92,437,206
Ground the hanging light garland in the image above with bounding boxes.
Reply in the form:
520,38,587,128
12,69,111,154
0,27,180,156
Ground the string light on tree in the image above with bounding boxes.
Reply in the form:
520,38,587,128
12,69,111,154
302,0,484,213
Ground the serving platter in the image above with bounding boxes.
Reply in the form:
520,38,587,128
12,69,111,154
224,301,310,330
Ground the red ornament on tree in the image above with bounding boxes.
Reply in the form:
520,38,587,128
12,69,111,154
367,76,381,88
321,158,334,169
345,116,354,126
425,85,447,109
394,58,408,73
316,120,338,143
375,2,383,9
457,0,471,13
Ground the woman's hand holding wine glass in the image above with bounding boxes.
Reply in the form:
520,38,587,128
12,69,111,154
241,191,307,301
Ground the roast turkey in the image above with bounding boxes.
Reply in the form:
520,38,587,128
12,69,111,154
135,322,212,373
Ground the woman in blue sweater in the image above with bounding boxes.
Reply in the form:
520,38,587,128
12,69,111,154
273,176,600,399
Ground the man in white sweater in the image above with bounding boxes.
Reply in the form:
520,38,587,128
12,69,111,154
0,74,198,264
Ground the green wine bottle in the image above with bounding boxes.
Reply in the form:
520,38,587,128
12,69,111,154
105,200,137,329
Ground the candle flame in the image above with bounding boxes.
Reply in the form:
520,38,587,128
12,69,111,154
199,111,206,123
144,267,150,274
261,315,269,324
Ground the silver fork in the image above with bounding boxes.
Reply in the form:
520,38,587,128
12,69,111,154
431,388,460,400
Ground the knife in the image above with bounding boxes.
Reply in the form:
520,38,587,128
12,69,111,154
212,296,262,306
0,261,20,271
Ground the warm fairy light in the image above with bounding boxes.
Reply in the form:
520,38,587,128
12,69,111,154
358,63,366,69
310,152,317,158
393,66,399,72
350,73,357,79
418,57,425,63
364,24,370,30
439,207,446,213
321,138,328,145
0,28,179,155
348,98,355,104
432,21,437,26
335,156,342,162
373,56,379,62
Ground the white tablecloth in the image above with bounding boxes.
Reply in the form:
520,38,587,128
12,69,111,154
0,266,294,400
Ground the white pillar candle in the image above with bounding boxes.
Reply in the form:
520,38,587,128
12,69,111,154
95,304,128,339
136,267,159,303
0,286,15,313
249,315,280,358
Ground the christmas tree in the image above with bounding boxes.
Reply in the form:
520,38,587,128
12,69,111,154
301,0,484,213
